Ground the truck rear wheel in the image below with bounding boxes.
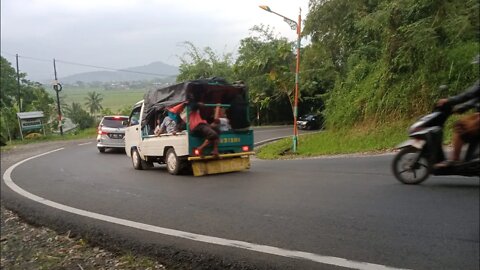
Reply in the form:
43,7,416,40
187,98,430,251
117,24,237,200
166,148,181,175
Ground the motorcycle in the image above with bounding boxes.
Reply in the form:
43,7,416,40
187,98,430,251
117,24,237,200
391,100,479,184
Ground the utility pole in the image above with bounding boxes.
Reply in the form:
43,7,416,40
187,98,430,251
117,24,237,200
53,59,63,136
15,54,22,112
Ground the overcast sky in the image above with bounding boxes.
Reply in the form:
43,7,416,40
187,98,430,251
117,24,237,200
1,0,310,82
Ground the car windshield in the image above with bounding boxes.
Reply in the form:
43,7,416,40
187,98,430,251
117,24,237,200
101,117,128,128
302,115,315,120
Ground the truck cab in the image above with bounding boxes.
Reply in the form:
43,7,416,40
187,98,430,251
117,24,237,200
124,78,254,176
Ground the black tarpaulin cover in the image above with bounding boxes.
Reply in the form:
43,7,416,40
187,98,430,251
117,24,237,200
141,78,249,128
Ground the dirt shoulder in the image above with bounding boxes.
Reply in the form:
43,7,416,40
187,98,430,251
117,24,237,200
1,140,167,270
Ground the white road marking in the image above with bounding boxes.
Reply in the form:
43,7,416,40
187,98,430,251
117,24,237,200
3,148,410,270
255,137,289,146
254,128,294,133
78,142,92,146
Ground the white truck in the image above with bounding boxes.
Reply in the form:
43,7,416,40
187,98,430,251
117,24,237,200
124,78,254,176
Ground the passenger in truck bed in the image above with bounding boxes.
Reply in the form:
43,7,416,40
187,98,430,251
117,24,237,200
154,109,184,136
188,102,220,156
155,113,175,135
211,106,231,132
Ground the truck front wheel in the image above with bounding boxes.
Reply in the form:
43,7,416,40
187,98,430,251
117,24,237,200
166,148,181,175
131,148,153,170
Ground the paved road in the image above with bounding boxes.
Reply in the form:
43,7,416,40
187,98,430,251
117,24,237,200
2,126,479,269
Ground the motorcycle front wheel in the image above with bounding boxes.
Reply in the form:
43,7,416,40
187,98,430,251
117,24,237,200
392,146,431,184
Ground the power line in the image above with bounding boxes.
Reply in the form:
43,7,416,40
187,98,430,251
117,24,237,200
1,52,175,77
1,51,51,63
55,59,173,77
0,51,17,57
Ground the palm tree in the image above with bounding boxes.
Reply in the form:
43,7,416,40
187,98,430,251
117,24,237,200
84,91,103,120
65,102,83,119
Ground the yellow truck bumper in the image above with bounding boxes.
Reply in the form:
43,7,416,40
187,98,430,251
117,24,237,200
189,154,253,177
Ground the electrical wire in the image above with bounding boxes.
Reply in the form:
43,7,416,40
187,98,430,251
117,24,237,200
1,52,175,77
55,59,173,77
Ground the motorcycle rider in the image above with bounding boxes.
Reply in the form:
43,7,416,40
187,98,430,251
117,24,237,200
435,57,479,168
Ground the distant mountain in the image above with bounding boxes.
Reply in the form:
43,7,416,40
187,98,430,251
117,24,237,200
60,61,179,83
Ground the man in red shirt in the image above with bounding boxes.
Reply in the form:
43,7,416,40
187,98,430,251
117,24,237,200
176,102,219,157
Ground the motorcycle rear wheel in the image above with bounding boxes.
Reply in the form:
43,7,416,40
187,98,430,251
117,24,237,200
392,146,431,184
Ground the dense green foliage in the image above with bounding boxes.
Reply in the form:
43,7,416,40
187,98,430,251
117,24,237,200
177,41,236,82
176,0,478,129
303,0,479,127
179,26,301,125
0,57,107,144
235,25,299,124
1,57,56,143
65,102,94,130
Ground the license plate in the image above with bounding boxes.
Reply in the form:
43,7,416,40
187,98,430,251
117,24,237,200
220,137,241,144
109,133,124,139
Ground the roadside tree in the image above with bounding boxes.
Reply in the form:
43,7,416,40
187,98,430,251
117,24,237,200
65,102,94,130
234,25,296,124
177,41,235,82
0,56,56,141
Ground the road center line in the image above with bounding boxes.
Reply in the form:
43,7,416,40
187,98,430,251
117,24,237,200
254,128,293,133
2,148,409,270
78,142,92,146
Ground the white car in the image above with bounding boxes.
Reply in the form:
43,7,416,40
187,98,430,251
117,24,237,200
96,115,129,153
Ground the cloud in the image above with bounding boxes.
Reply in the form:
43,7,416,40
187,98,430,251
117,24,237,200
1,0,309,81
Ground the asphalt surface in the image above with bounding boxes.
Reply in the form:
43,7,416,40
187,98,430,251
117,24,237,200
1,126,479,270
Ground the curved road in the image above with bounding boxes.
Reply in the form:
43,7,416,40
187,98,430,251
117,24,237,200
2,126,479,270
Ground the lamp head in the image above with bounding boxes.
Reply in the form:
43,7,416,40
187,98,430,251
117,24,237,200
259,5,271,12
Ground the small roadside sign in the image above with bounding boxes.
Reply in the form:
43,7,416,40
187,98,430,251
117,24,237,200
16,111,45,139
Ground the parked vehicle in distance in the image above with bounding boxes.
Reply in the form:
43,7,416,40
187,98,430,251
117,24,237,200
297,114,323,130
97,115,129,153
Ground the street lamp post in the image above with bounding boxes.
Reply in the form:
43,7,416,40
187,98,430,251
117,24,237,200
259,5,301,153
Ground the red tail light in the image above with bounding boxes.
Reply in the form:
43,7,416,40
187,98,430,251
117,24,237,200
242,146,250,152
98,129,108,135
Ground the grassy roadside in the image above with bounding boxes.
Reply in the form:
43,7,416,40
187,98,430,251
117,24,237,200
256,119,456,159
0,128,97,153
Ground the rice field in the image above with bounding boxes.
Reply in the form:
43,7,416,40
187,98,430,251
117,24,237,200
59,86,146,113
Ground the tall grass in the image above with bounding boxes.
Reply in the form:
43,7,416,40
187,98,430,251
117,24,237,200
256,117,459,159
324,42,479,130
